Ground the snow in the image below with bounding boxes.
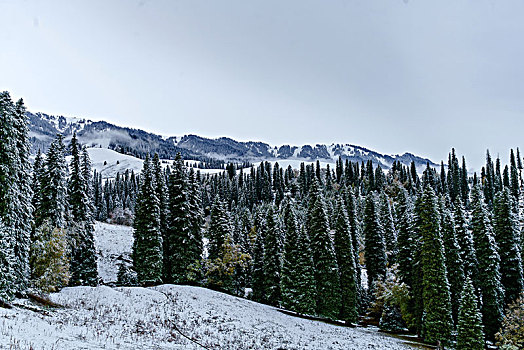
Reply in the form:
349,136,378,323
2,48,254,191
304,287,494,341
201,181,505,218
94,222,134,284
0,284,412,349
0,223,415,349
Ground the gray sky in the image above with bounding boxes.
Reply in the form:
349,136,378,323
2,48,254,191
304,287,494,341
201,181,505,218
1,0,524,169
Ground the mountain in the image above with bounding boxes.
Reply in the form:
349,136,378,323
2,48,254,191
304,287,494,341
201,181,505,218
27,111,437,169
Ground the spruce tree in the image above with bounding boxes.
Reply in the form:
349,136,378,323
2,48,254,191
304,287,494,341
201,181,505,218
493,187,524,304
454,198,478,280
164,154,192,283
344,188,362,312
456,277,485,350
439,195,465,324
470,185,505,340
308,178,341,319
379,193,398,264
208,198,231,261
263,205,281,306
363,193,387,289
251,218,266,303
419,186,453,345
395,189,414,289
334,197,358,323
187,168,204,264
132,155,163,285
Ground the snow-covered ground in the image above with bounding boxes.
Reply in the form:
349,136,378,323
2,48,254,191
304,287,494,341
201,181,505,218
94,222,134,284
1,284,412,349
0,223,415,349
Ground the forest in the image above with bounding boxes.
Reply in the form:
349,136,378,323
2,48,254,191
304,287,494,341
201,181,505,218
1,91,523,349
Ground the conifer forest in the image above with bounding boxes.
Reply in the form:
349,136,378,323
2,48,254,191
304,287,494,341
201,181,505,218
1,91,523,349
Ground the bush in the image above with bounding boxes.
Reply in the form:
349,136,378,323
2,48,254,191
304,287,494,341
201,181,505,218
496,293,524,349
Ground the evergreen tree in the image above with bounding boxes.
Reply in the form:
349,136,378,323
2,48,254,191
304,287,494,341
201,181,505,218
363,194,387,289
454,198,478,280
308,179,341,319
263,205,281,306
493,187,524,304
470,185,505,340
334,197,358,323
344,188,362,312
208,198,231,261
395,189,415,289
251,218,266,303
439,195,465,324
456,277,485,350
187,168,204,264
164,154,192,283
132,155,163,285
379,193,398,264
419,186,453,345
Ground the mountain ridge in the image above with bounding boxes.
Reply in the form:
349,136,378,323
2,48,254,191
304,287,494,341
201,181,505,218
27,111,437,169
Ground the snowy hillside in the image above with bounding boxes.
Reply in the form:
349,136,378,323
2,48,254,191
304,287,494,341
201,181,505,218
1,285,413,350
0,223,418,349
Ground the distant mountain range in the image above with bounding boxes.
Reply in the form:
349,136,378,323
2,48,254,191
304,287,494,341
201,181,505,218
27,111,437,169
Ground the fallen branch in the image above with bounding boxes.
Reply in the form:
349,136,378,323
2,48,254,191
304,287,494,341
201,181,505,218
170,321,213,350
27,293,63,308
0,299,13,309
12,302,51,316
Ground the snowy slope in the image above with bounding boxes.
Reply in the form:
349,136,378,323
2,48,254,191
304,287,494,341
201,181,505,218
0,285,412,350
0,223,417,349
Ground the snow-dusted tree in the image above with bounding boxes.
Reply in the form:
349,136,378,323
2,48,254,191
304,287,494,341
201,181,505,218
471,184,505,340
439,195,465,324
263,205,281,306
0,218,14,301
419,186,453,345
334,196,358,323
493,188,523,305
379,192,398,264
132,155,163,286
164,154,192,283
208,198,231,261
454,197,478,281
187,167,204,264
116,261,138,287
363,193,387,290
456,277,485,350
308,178,341,320
40,134,69,229
68,134,97,286
251,217,266,303
344,188,362,312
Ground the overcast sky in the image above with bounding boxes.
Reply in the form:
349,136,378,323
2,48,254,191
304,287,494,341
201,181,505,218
1,0,524,169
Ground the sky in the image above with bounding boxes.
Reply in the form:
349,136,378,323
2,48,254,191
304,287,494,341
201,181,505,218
1,0,524,170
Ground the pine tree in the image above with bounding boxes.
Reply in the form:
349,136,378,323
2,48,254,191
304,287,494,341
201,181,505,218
379,193,398,264
419,186,453,345
493,187,524,305
470,184,505,340
454,198,478,280
308,179,341,319
363,194,387,289
0,218,14,301
132,155,163,286
187,168,204,264
263,205,281,306
68,134,98,286
334,197,358,323
456,277,485,350
251,218,266,303
344,188,362,312
395,189,415,289
164,154,192,283
208,198,231,260
40,134,69,229
439,195,465,324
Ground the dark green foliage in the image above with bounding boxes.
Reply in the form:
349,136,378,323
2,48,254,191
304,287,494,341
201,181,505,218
208,198,231,261
439,196,465,324
379,193,398,264
263,206,281,306
493,188,523,305
457,277,485,350
344,188,362,312
132,155,163,286
334,197,358,323
363,194,386,289
471,185,505,340
454,198,478,280
419,186,453,345
308,179,341,319
251,220,265,303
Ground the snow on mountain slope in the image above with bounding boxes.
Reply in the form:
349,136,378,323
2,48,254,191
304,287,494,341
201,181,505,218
94,222,134,284
0,284,412,349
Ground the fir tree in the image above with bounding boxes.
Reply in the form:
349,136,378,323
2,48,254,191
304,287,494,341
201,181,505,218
208,198,231,261
456,277,485,350
308,179,341,319
363,194,387,289
334,197,358,323
470,185,505,340
263,205,281,306
379,193,398,264
493,187,524,305
454,198,478,281
251,219,266,303
132,155,163,286
344,188,362,312
419,186,453,345
439,195,465,324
